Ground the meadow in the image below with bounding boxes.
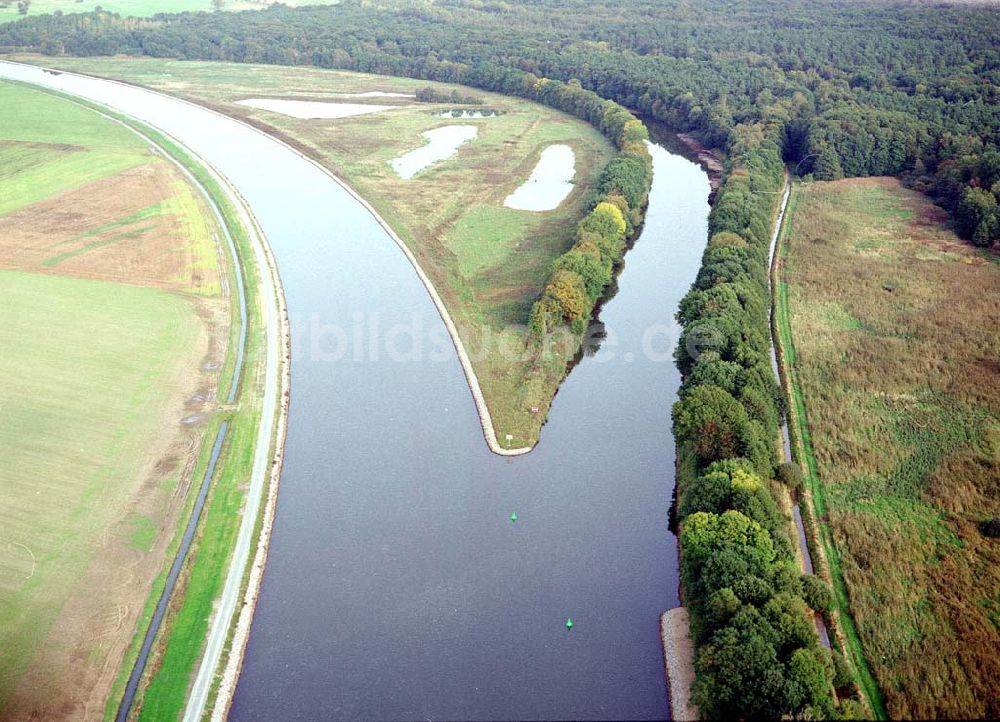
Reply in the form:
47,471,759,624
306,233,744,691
0,80,230,718
26,57,616,447
777,177,1000,719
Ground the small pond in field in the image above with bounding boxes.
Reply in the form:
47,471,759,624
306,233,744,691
235,98,399,119
503,144,576,211
389,125,478,179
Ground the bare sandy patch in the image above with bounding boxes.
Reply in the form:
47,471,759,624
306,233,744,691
661,608,699,721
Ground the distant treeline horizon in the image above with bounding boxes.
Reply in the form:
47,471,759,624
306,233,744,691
1,0,998,246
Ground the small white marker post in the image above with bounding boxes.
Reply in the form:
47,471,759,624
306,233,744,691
505,433,513,448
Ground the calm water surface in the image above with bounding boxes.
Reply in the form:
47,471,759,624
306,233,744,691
504,144,576,211
390,124,478,179
0,62,710,721
234,97,399,119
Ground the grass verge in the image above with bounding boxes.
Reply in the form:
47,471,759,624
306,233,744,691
100,120,271,722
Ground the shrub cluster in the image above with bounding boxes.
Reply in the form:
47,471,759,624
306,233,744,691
671,132,841,719
414,85,482,105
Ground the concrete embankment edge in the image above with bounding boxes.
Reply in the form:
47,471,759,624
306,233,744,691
661,608,699,722
203,185,290,722
140,126,289,722
319,171,533,456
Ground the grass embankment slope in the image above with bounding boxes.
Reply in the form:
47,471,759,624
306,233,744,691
108,118,275,722
0,79,231,718
18,57,616,449
777,177,1000,719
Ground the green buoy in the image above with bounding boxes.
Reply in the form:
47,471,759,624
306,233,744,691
510,512,518,522
566,617,573,630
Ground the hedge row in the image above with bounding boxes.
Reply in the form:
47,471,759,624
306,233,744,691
530,121,652,337
671,129,852,719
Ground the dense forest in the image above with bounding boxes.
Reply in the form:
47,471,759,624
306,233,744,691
3,0,998,717
1,0,999,246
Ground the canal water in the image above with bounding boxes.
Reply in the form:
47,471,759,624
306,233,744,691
0,63,711,720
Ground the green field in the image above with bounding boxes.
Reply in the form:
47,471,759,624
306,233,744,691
0,81,150,215
0,80,236,718
0,271,204,705
776,177,1000,719
0,0,333,23
16,57,616,448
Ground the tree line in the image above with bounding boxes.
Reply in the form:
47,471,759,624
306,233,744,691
530,114,652,337
671,129,860,718
2,0,996,244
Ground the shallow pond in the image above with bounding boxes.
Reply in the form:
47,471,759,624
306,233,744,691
235,97,399,119
503,144,576,211
389,124,478,179
334,91,414,98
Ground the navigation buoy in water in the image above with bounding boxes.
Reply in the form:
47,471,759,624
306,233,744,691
566,617,573,630
510,512,518,522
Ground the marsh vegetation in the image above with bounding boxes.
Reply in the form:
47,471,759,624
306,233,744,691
779,178,1000,719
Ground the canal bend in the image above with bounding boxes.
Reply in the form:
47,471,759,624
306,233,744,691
0,63,712,721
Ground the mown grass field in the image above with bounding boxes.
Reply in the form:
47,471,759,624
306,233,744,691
0,80,231,719
778,177,1000,719
18,57,616,448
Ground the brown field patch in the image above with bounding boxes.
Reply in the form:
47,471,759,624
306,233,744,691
0,162,219,294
